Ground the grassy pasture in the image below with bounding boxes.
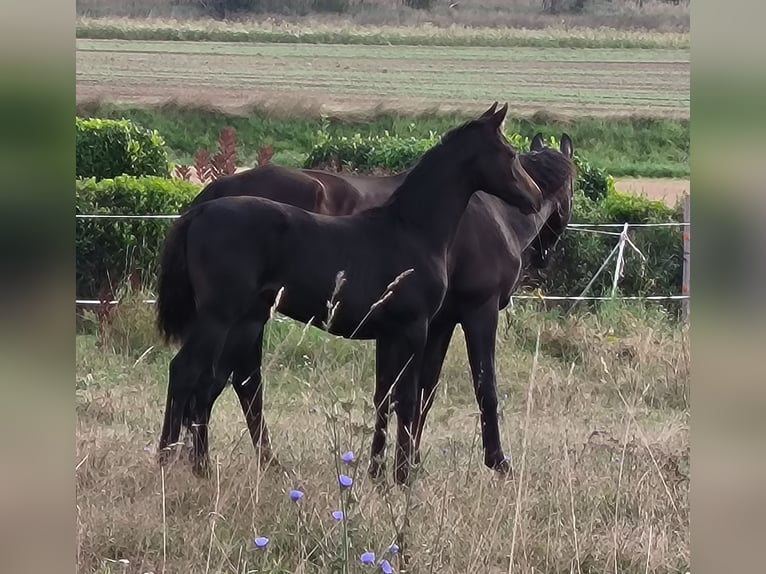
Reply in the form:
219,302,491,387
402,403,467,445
76,300,689,573
76,39,690,121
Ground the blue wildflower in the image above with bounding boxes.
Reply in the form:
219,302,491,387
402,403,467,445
380,559,394,574
289,489,304,502
254,536,269,548
388,543,399,555
360,551,375,565
332,510,344,521
341,450,356,464
339,474,353,488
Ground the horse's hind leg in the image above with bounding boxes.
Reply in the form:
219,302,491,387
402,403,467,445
187,340,239,476
232,327,277,465
158,316,229,470
226,299,277,465
371,323,427,486
461,300,511,476
412,314,457,466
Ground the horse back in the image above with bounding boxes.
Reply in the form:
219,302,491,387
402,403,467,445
188,165,326,213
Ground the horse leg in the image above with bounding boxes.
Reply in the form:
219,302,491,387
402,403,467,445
231,325,278,466
188,340,241,477
375,323,427,486
461,300,512,476
158,316,228,470
411,313,457,466
369,326,425,483
368,340,395,482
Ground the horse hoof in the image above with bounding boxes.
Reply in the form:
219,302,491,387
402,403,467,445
157,447,174,467
259,450,280,467
394,463,412,486
486,454,513,476
368,459,386,482
192,463,211,479
190,454,211,478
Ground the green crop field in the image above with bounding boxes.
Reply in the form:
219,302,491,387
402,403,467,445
76,39,690,118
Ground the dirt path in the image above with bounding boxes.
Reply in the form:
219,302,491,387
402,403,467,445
614,177,689,206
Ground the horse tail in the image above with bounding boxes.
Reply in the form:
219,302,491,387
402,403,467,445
156,207,201,344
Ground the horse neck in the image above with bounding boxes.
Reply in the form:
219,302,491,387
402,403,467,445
502,197,558,250
383,154,474,252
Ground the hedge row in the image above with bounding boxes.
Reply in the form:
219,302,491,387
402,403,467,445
76,117,170,180
527,190,684,307
76,176,200,298
76,171,684,311
304,130,614,202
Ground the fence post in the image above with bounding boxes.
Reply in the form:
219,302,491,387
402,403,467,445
611,223,629,298
682,194,691,320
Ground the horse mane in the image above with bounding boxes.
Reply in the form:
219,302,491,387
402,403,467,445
390,119,478,190
520,148,577,196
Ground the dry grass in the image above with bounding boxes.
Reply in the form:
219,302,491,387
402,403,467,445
76,301,689,573
76,14,690,48
76,0,690,33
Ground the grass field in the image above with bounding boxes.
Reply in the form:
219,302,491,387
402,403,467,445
76,300,689,573
76,39,689,120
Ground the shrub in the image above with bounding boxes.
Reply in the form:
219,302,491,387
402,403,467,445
525,189,685,312
80,285,164,358
76,117,170,180
76,175,200,300
313,0,351,13
403,0,435,9
305,130,608,203
304,129,530,174
200,0,322,19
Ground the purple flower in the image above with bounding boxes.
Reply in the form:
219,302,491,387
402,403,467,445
339,474,353,489
341,450,356,464
360,551,375,565
331,510,344,521
388,543,399,555
289,489,304,502
380,559,394,574
254,536,269,548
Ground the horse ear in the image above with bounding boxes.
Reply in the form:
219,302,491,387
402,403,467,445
530,132,545,152
560,133,574,158
479,102,498,119
489,102,508,131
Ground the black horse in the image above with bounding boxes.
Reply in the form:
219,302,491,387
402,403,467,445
156,103,547,484
178,127,575,480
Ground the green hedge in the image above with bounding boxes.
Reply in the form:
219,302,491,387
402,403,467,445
76,117,170,180
304,130,611,201
75,154,684,311
76,176,200,299
528,190,684,308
